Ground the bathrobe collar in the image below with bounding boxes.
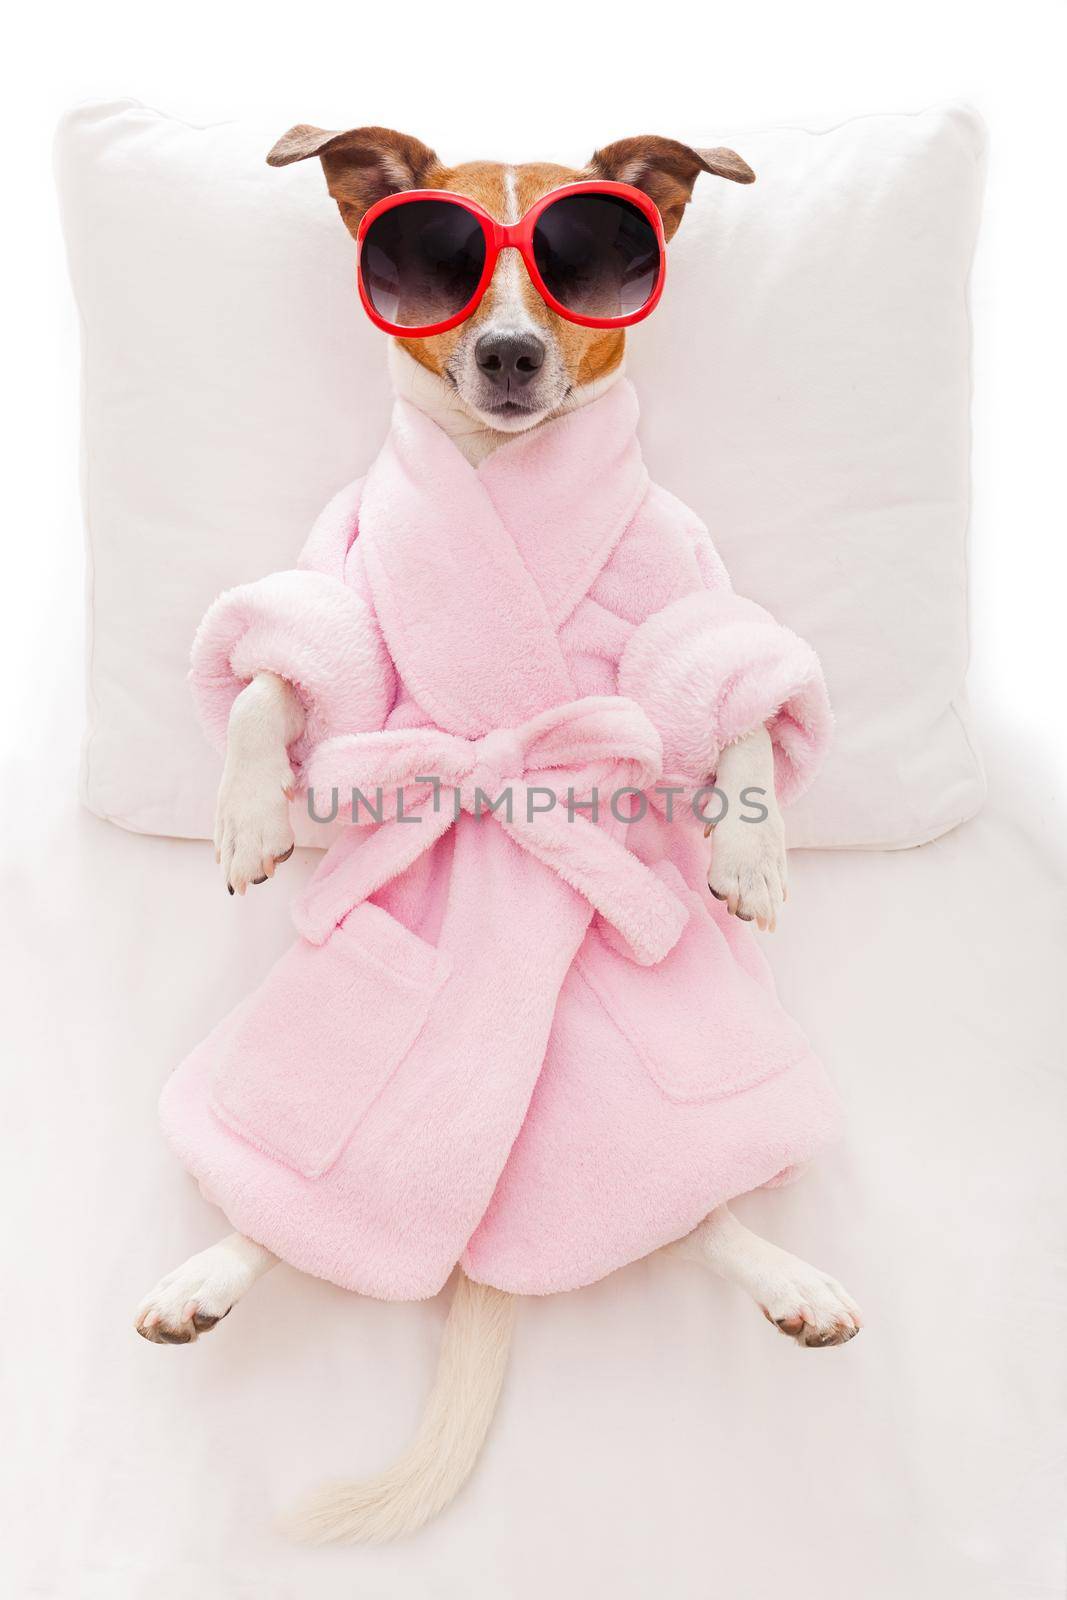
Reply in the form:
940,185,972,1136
357,380,649,737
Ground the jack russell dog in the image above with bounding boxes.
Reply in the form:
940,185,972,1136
135,126,862,1545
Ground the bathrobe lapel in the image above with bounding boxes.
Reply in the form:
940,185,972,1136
357,381,648,735
477,379,648,628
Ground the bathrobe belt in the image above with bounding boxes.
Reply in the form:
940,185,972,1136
293,695,689,967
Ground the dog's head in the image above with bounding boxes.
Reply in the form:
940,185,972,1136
268,127,754,431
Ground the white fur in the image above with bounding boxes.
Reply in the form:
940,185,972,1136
135,1232,277,1343
215,670,304,893
669,1205,862,1347
707,726,787,930
502,166,520,225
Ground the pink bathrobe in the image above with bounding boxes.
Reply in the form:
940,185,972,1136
161,379,839,1299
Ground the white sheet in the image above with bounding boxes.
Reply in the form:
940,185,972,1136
3,708,1065,1597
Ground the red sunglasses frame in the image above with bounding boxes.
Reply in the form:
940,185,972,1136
355,180,667,339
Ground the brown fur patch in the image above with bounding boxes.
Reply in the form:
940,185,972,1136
268,125,445,241
588,137,692,242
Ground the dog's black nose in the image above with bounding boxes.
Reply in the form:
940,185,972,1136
475,331,546,388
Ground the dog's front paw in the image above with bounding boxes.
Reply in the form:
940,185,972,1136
707,803,787,931
215,750,296,895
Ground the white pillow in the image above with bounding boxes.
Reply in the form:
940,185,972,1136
56,99,986,850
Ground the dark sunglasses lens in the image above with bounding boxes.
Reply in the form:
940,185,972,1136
360,199,486,329
532,193,660,320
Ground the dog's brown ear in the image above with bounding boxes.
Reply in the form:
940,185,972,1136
585,136,755,241
267,125,443,239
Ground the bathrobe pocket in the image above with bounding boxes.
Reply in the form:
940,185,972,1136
209,901,450,1179
578,873,811,1104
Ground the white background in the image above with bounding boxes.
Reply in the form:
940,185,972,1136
3,6,1066,1597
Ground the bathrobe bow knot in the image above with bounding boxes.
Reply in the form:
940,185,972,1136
463,727,528,801
295,695,689,966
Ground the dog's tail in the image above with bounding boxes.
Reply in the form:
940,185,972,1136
283,1273,516,1545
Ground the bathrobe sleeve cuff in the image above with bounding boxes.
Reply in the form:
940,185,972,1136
617,589,832,805
189,570,396,774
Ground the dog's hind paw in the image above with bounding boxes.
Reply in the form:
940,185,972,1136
760,1265,863,1349
134,1236,269,1345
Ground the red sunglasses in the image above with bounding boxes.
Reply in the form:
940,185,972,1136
355,180,667,339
